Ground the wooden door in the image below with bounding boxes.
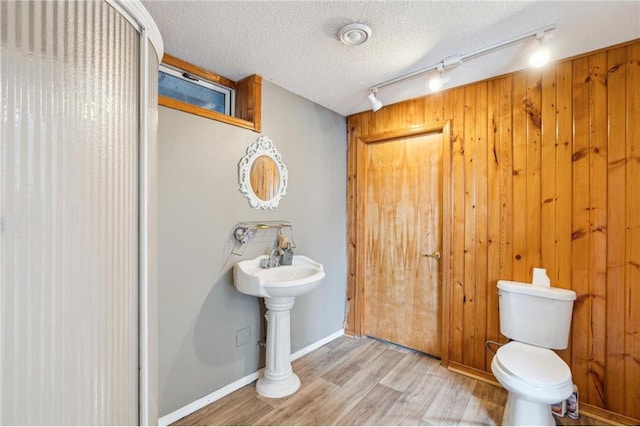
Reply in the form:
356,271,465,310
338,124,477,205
363,132,443,356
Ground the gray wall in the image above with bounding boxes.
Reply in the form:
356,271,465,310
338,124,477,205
158,81,347,416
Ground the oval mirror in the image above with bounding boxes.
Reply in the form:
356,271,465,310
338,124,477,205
238,135,288,209
250,155,280,202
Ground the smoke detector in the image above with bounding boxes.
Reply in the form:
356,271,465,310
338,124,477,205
338,23,371,46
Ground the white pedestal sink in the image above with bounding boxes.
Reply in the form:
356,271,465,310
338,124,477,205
234,255,325,398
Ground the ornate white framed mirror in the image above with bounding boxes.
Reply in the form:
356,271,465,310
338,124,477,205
238,135,288,209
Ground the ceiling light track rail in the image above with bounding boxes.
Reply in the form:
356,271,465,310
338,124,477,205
367,23,555,109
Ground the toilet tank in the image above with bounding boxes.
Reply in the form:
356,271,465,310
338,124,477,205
497,280,577,349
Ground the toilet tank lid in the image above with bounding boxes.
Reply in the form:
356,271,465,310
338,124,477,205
497,280,576,301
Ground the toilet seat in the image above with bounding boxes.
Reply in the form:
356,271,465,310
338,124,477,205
495,341,572,387
492,341,574,424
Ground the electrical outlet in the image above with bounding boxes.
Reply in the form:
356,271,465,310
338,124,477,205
235,327,251,347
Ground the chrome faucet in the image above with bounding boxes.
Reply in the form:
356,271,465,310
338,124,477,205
261,247,285,268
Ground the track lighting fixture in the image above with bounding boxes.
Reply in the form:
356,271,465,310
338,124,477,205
368,89,383,112
367,24,555,111
428,64,450,92
529,31,550,67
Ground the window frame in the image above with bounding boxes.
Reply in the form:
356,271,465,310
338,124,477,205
158,54,262,132
159,63,235,116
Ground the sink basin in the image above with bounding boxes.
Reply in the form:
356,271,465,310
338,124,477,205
234,255,325,298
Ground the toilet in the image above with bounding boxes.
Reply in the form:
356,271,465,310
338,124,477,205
491,280,577,426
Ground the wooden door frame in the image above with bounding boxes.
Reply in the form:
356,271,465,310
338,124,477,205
347,121,453,366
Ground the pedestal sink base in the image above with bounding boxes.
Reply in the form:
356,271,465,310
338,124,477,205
256,296,300,399
256,373,300,398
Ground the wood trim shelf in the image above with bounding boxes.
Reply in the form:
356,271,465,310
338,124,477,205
159,54,262,132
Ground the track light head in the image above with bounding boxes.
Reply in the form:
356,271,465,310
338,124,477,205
368,89,383,112
428,76,449,92
428,64,450,92
529,31,550,67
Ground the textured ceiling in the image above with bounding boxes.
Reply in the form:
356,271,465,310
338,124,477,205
142,1,640,116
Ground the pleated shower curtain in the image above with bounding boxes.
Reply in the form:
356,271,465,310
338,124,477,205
0,1,160,424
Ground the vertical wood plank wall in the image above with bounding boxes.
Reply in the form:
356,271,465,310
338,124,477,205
346,40,640,422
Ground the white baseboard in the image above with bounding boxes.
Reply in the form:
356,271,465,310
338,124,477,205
159,329,344,426
291,329,345,362
158,371,259,426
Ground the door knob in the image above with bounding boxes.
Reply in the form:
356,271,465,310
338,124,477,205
423,251,441,259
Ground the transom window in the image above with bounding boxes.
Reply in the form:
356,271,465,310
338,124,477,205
157,54,262,132
159,64,234,116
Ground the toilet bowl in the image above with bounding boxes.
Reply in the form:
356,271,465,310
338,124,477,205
492,341,573,425
491,280,577,426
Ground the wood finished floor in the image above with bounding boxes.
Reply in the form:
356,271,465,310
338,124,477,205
174,336,610,426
